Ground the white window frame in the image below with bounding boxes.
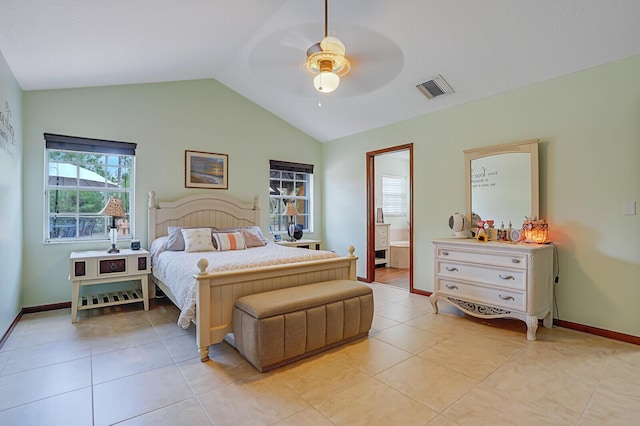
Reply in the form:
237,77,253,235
269,160,314,235
44,133,136,244
382,174,407,217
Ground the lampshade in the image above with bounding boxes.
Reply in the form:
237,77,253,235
99,197,126,218
282,202,299,217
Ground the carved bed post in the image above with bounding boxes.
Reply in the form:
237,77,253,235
196,276,212,362
148,191,157,244
347,245,357,281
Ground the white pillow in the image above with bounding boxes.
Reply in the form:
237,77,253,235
212,231,246,251
181,228,215,253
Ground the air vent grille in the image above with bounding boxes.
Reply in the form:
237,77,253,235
416,75,454,99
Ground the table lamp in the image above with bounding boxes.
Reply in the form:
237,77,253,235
99,197,127,253
282,202,299,242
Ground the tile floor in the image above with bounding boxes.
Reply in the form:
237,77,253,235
1,283,639,425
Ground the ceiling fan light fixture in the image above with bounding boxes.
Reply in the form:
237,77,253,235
314,70,340,93
305,50,350,76
305,49,350,94
305,0,350,95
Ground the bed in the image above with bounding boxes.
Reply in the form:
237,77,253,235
147,191,358,362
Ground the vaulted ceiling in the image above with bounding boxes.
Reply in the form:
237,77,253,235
1,0,639,142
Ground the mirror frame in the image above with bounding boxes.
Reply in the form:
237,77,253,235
464,139,539,230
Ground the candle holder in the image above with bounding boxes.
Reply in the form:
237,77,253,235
523,218,548,243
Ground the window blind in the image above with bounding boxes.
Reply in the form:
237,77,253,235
44,133,137,156
269,160,313,174
382,174,407,216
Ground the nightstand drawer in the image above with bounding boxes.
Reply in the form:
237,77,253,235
99,258,126,274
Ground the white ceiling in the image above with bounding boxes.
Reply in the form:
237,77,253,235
1,0,639,142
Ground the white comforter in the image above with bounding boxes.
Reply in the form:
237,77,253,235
150,237,339,328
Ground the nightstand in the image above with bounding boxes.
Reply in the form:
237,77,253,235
69,248,151,323
275,239,322,250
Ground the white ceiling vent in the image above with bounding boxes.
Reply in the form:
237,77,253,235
416,75,454,99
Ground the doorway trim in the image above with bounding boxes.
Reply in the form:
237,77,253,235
365,143,414,291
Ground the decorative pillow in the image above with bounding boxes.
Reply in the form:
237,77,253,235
216,226,269,244
241,229,267,248
246,226,270,244
212,232,246,251
166,226,186,251
181,228,215,253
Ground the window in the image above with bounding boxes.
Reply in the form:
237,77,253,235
269,160,314,234
44,133,136,243
382,174,407,217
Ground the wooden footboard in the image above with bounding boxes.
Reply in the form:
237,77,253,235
194,247,357,361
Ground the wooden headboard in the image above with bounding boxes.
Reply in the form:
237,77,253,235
147,191,260,245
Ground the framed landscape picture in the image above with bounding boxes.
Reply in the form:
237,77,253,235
185,150,228,189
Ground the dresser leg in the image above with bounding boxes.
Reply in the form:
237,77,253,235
199,347,210,362
542,311,553,328
526,315,538,340
429,294,439,314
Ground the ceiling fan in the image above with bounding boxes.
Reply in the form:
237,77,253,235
304,0,350,94
247,1,403,99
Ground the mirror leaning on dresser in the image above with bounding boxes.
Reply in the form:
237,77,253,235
430,140,555,340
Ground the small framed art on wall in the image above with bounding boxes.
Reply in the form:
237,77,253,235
185,150,228,189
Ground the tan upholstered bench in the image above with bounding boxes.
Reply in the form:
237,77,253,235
232,280,374,372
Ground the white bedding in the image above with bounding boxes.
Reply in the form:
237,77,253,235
150,237,339,328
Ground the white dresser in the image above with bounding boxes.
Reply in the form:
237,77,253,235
430,238,554,340
375,223,390,266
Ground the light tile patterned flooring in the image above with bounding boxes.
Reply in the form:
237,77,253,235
1,283,639,425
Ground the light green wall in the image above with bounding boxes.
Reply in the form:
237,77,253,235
22,80,324,307
0,49,23,334
323,54,640,337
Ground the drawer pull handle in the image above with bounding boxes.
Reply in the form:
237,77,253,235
442,251,449,256
445,267,458,272
511,259,521,264
499,274,515,280
499,294,515,301
109,262,118,271
445,284,458,290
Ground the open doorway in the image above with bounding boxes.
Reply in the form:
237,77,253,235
365,144,413,291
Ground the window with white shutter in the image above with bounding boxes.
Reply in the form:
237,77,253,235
382,174,406,217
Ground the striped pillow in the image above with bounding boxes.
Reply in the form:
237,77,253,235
212,232,246,251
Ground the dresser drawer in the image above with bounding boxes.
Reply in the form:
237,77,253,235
436,246,527,269
436,278,526,311
375,224,390,250
436,260,525,290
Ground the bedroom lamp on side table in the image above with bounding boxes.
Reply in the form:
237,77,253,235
283,202,299,242
99,197,127,253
